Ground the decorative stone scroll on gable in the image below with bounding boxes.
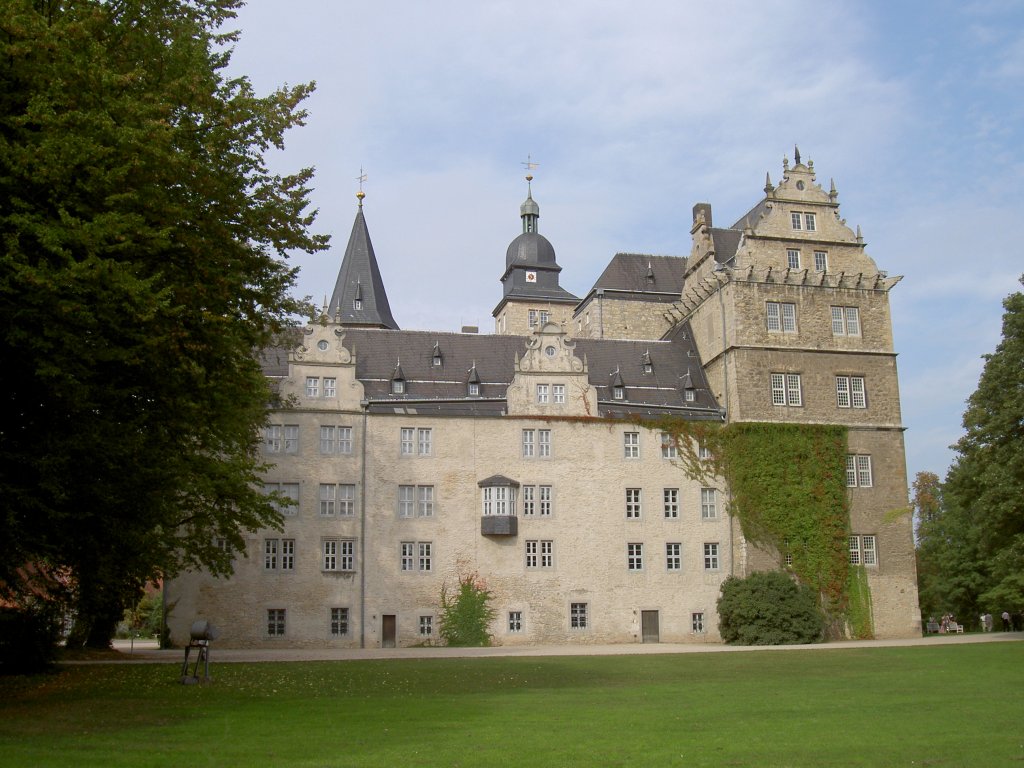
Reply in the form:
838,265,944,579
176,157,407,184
280,320,364,410
506,322,598,417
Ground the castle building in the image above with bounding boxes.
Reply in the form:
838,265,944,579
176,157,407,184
167,151,921,648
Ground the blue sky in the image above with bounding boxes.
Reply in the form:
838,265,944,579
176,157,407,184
226,0,1024,488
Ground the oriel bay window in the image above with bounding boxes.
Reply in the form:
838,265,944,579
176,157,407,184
479,475,519,536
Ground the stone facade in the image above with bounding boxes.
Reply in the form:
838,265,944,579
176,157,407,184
167,151,922,647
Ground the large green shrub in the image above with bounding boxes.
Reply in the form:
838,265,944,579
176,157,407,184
438,573,496,647
717,571,825,645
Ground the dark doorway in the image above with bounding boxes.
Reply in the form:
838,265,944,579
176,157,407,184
381,614,397,648
641,610,660,643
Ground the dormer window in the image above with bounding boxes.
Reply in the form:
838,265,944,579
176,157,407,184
353,282,363,311
613,386,625,400
432,342,442,367
392,380,405,395
611,369,625,401
642,351,653,374
468,382,480,397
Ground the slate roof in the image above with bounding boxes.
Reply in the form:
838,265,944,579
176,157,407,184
327,207,399,329
582,253,687,302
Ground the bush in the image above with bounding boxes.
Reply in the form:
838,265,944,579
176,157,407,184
0,604,63,674
717,571,825,645
438,573,495,647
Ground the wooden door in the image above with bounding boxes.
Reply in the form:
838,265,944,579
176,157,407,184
381,614,397,648
641,610,660,643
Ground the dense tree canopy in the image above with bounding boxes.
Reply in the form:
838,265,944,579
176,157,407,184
0,0,327,645
915,279,1024,621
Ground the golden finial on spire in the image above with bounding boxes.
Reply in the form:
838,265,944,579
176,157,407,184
356,167,367,206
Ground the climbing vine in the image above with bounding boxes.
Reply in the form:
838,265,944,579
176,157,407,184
642,417,859,634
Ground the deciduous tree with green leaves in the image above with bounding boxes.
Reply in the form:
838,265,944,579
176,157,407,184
939,278,1024,618
0,0,327,646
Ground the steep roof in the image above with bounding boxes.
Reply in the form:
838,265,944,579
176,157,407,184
587,253,686,297
328,205,399,329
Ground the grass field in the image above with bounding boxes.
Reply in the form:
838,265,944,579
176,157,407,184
1,642,1022,767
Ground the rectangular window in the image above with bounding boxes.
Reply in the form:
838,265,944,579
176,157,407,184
525,540,553,569
836,376,867,408
265,424,282,453
814,251,828,272
522,429,535,458
538,429,551,458
418,542,432,572
849,535,878,566
400,427,415,455
306,377,319,397
553,384,565,403
627,542,643,571
663,488,679,519
265,482,299,516
419,615,433,637
521,485,534,516
540,310,550,325
401,541,432,572
528,309,538,327
624,431,640,459
767,302,797,332
626,488,642,519
398,485,415,518
666,542,681,571
787,249,801,269
264,538,278,570
330,607,349,636
537,384,549,404
267,608,286,637
281,539,295,571
539,485,552,516
525,539,537,568
701,488,718,520
771,372,802,406
322,539,353,571
847,455,873,487
338,484,355,516
418,485,434,517
661,433,677,459
692,612,705,633
417,428,432,455
283,425,298,453
790,212,802,230
570,602,588,629
831,306,861,336
508,611,523,633
319,483,336,516
804,213,816,231
704,542,720,571
323,377,337,398
698,440,712,460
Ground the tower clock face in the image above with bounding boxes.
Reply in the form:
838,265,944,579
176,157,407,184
525,271,537,283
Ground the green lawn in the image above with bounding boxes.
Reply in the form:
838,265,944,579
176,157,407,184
1,643,1022,767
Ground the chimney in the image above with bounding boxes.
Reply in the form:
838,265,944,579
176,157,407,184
692,203,712,227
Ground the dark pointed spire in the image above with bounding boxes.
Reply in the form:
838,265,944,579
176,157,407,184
794,145,801,165
328,190,399,330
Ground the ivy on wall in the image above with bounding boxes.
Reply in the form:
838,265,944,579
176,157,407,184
644,417,863,635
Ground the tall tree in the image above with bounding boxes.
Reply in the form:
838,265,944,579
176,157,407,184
940,278,1024,618
0,0,327,645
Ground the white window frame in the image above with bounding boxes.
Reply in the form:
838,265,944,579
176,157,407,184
339,484,355,516
814,250,828,272
790,212,802,230
417,428,432,456
831,306,861,336
692,612,705,633
703,542,720,571
570,602,588,629
305,377,319,397
624,431,640,459
626,488,642,519
846,455,873,488
766,301,796,333
538,429,551,458
701,488,718,520
265,482,299,516
627,542,643,571
508,611,523,633
319,483,337,516
663,488,679,519
400,427,415,455
787,249,801,270
666,542,681,571
322,538,354,572
537,384,549,404
661,433,678,459
323,377,337,398
398,485,415,518
771,373,802,407
804,213,816,231
849,534,878,566
553,384,565,404
419,615,433,637
836,376,867,408
418,542,432,572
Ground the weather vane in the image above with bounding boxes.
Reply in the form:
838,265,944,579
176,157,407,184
521,154,539,180
356,167,367,205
